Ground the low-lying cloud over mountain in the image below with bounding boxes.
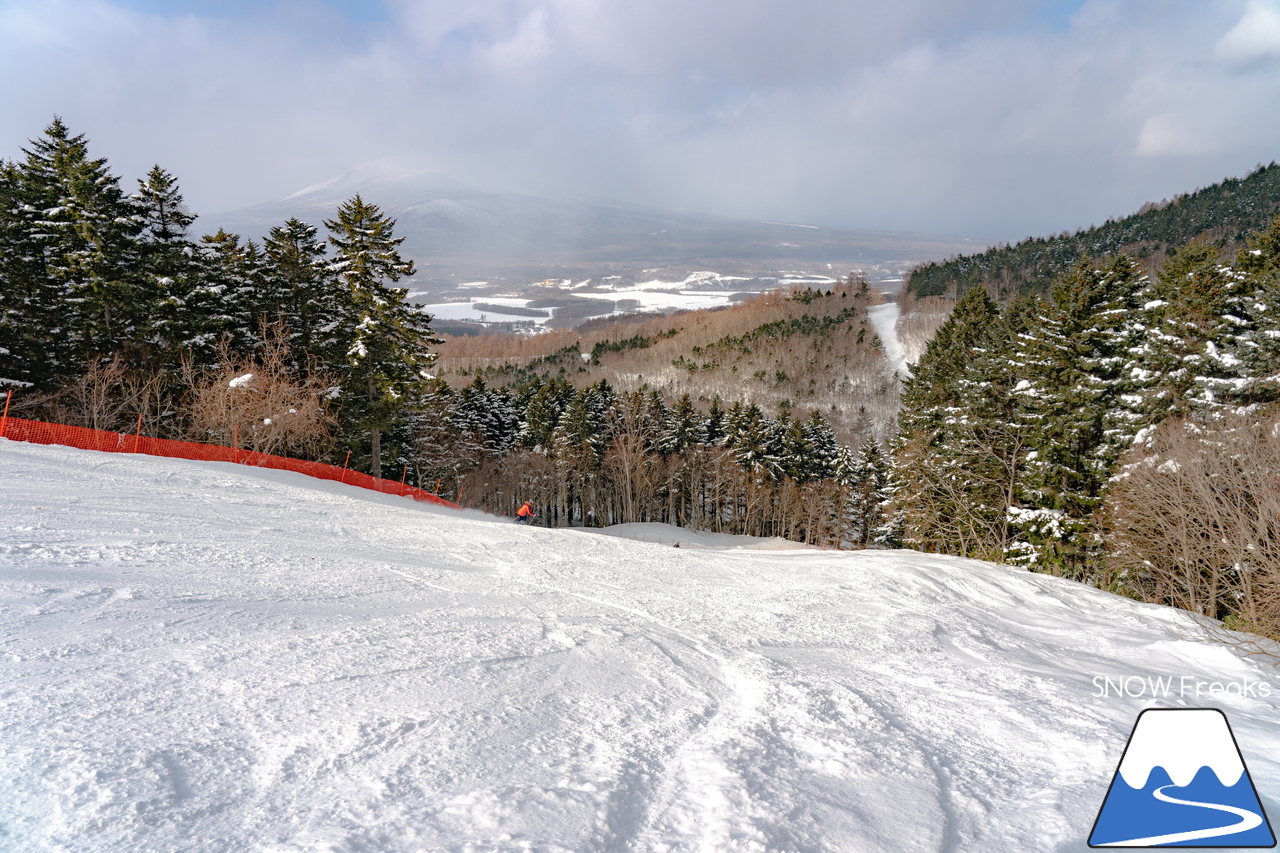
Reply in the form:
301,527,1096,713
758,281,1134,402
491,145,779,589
213,165,982,286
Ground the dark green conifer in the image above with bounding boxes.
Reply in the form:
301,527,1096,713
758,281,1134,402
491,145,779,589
261,218,347,374
9,119,144,381
325,194,438,477
1009,256,1152,576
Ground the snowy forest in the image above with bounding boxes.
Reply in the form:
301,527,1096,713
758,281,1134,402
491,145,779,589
6,116,1280,639
0,119,437,480
907,161,1280,298
0,119,896,546
895,228,1280,641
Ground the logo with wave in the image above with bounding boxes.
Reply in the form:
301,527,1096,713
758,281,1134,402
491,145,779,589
1090,708,1275,847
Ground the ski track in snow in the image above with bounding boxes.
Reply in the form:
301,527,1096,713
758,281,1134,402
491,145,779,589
867,301,908,379
3,440,1280,852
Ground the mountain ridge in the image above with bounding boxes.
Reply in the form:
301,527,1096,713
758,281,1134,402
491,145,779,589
907,161,1280,298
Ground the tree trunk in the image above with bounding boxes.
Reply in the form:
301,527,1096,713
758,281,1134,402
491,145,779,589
368,375,381,479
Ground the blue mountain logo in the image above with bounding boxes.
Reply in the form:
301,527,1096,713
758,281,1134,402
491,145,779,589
1090,708,1275,847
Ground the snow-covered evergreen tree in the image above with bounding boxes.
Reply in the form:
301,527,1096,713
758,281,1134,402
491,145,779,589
1008,256,1153,576
325,194,438,477
6,119,144,382
133,166,207,369
517,376,574,451
659,393,707,455
847,440,892,548
260,218,347,375
457,377,521,453
556,380,614,463
892,286,1005,556
801,411,840,482
192,229,265,363
1232,218,1280,405
1137,241,1254,418
725,403,784,480
0,156,48,387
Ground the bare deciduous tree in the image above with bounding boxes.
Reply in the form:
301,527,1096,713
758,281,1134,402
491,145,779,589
1104,409,1280,654
185,327,336,458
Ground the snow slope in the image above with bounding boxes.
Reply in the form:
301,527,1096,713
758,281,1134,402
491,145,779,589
3,440,1279,852
867,301,908,378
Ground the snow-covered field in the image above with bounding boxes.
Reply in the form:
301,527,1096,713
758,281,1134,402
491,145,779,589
414,272,851,329
417,290,743,329
4,440,1279,852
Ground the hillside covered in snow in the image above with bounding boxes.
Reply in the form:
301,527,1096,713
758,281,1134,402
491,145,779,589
3,440,1279,852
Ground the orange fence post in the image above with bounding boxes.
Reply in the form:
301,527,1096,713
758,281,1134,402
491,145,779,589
0,389,11,440
399,466,408,495
133,413,143,452
340,450,351,483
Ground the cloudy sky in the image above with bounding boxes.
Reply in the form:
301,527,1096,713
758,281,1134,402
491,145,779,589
3,0,1280,241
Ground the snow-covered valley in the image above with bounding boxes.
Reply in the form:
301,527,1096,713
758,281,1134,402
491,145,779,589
3,440,1279,852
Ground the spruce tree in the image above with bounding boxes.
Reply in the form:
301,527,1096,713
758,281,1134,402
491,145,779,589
0,157,47,387
557,380,613,463
194,229,265,363
892,286,1003,555
134,165,203,369
325,194,438,477
704,396,727,444
408,378,485,496
1233,215,1280,404
1139,241,1251,417
1009,256,1152,576
849,440,893,548
802,411,840,482
8,119,144,382
261,218,347,374
457,377,520,453
518,376,573,451
659,393,707,455
725,403,783,479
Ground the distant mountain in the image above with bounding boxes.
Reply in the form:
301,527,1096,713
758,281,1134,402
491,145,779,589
907,162,1280,298
209,165,982,290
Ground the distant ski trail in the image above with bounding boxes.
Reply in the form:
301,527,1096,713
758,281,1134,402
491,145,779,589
1098,785,1264,847
867,301,908,378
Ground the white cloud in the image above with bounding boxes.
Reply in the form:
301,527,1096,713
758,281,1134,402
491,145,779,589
1,0,1278,241
1136,114,1213,157
1217,0,1280,62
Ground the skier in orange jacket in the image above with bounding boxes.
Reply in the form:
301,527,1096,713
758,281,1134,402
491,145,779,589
516,501,535,524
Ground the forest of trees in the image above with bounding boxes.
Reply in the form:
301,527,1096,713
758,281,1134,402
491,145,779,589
892,220,1280,640
432,280,900,444
907,162,1280,299
415,377,895,546
8,117,1280,642
0,119,901,545
0,119,437,478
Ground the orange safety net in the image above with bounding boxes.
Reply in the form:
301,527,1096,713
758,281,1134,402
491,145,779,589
0,414,460,509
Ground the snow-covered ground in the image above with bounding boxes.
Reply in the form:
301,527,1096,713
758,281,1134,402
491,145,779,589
4,440,1280,852
415,272,851,329
416,290,744,329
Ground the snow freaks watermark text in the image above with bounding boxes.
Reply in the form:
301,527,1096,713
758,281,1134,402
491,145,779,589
1093,675,1273,699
